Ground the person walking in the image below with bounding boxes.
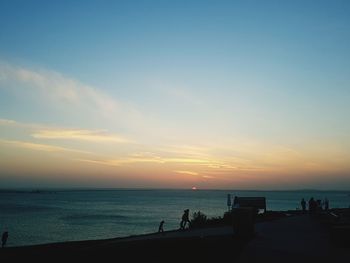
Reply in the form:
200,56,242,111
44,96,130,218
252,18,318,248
180,209,190,230
158,220,165,233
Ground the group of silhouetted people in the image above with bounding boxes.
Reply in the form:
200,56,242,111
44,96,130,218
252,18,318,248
300,197,329,213
157,208,191,234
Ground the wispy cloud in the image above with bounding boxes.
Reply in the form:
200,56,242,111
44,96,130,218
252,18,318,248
76,155,233,170
0,118,132,144
202,175,215,179
157,144,211,158
0,118,46,130
76,157,165,166
0,118,17,125
0,62,169,143
0,63,135,119
32,129,131,143
165,86,203,106
0,139,91,154
77,156,211,167
147,78,204,106
174,170,199,176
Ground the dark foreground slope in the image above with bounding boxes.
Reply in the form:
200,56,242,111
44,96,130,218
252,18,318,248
0,235,247,262
1,210,349,263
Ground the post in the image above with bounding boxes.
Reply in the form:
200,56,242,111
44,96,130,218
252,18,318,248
227,194,232,212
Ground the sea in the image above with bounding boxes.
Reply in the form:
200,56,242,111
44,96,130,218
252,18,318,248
0,189,349,247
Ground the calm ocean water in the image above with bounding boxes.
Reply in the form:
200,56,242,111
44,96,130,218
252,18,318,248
0,189,349,247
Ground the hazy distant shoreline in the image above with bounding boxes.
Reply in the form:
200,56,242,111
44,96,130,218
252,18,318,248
1,188,349,193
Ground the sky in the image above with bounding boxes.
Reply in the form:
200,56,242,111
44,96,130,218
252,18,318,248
0,0,350,189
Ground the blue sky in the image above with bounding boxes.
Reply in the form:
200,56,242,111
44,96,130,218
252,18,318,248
0,0,350,189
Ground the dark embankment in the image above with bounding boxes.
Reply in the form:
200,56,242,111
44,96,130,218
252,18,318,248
0,235,248,262
2,209,349,262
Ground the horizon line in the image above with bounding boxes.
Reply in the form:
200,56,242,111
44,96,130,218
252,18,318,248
0,187,348,192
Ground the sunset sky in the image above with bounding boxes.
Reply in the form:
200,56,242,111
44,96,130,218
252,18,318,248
1,0,350,189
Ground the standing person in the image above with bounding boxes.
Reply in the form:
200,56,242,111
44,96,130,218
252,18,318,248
158,220,165,233
316,200,322,211
301,198,306,212
324,198,329,210
2,231,8,248
308,197,315,213
180,209,190,230
232,196,240,209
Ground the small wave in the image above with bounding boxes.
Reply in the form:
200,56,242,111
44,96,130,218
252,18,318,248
0,189,56,194
62,214,127,221
0,203,54,213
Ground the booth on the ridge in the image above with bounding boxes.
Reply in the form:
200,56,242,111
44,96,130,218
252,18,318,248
233,196,266,214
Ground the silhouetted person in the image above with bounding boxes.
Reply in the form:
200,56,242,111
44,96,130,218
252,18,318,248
316,199,322,211
324,198,329,210
308,197,316,213
232,196,240,209
310,197,319,213
301,198,306,212
158,220,164,233
2,231,8,248
180,209,190,230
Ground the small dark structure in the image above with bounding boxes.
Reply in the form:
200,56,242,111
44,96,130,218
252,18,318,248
233,197,266,214
230,197,266,238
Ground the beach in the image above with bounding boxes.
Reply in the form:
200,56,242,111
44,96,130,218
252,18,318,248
1,209,349,262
